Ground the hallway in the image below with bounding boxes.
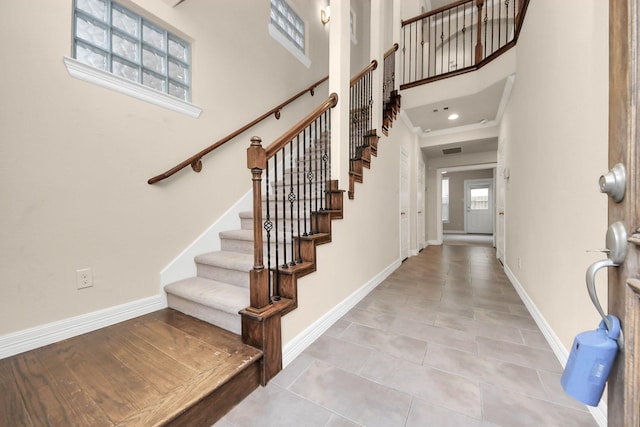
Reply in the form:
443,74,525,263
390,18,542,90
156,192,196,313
216,245,597,427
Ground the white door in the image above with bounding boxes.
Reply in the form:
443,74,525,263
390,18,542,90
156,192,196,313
464,179,494,234
400,149,409,260
417,160,425,250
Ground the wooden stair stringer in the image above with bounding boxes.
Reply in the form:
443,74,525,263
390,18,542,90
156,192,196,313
240,181,344,385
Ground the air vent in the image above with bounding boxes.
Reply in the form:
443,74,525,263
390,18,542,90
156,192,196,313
442,147,462,155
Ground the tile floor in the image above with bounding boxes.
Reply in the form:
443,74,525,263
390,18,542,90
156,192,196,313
215,244,598,427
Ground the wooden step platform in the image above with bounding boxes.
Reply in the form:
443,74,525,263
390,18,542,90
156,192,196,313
0,309,262,426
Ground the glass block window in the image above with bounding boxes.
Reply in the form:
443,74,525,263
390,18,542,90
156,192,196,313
470,188,489,210
73,0,191,101
270,0,305,53
442,177,450,222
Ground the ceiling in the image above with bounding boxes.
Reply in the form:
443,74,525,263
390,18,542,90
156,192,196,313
402,80,505,132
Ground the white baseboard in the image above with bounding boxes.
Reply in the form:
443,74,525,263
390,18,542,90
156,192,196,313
443,229,466,234
282,258,401,367
428,239,442,246
504,264,607,427
0,295,165,360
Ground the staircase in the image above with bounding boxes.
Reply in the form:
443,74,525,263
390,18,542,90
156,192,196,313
164,134,342,339
156,48,401,426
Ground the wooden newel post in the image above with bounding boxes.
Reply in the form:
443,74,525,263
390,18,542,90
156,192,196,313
475,0,485,65
246,136,269,310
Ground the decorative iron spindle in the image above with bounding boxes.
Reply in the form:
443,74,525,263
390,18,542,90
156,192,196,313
401,0,527,87
264,166,275,301
249,94,337,308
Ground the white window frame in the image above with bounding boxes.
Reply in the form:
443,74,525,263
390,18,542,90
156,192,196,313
269,0,311,68
64,0,201,117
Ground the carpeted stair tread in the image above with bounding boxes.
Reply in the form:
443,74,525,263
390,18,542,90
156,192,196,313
195,250,253,272
165,277,248,315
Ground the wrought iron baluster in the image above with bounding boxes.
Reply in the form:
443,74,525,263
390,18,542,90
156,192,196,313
462,4,466,68
295,133,302,262
313,115,320,233
264,165,274,302
303,127,310,237
273,153,282,298
498,0,502,46
447,9,451,73
278,147,287,269
427,16,431,77
288,140,296,266
326,110,332,211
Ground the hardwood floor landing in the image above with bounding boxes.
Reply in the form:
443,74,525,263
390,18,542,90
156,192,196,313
0,309,262,426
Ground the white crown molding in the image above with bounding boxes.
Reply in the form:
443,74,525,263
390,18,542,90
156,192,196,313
0,295,165,359
399,110,422,134
63,57,202,118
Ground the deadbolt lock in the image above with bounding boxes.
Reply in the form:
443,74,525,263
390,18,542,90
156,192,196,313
599,163,626,203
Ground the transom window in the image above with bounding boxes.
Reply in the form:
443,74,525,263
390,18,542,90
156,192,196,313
270,0,305,53
73,0,191,101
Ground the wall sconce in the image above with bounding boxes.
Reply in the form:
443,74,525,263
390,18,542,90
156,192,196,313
321,6,331,25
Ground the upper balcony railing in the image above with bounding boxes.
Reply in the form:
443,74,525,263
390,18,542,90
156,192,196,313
401,0,529,89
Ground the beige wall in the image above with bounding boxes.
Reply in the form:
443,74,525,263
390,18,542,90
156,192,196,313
443,169,494,232
350,0,372,74
0,0,330,334
501,0,609,350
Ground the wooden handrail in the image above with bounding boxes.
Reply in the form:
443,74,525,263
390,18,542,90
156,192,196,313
384,43,399,60
265,93,338,159
401,0,470,26
147,75,329,184
350,60,378,88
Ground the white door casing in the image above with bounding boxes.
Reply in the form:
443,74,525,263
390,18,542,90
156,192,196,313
400,149,409,260
417,160,426,250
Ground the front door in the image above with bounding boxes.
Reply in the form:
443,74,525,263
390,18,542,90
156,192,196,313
464,179,494,234
607,1,640,424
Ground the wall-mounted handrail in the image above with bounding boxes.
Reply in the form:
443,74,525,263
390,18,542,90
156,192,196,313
350,60,378,87
147,75,329,184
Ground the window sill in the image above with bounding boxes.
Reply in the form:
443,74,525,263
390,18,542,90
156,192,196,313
268,24,311,69
63,57,202,118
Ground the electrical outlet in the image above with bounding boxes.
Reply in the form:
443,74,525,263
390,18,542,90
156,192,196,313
76,268,93,289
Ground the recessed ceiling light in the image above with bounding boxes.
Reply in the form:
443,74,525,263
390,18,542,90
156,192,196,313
448,113,459,120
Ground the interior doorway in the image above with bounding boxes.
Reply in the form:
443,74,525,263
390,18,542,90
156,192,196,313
464,178,494,234
436,165,497,244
